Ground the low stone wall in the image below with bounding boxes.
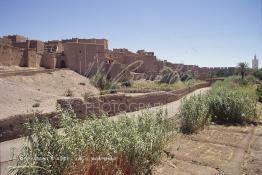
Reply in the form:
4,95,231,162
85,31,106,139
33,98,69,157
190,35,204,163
101,88,158,94
0,112,58,142
57,82,209,118
0,82,209,142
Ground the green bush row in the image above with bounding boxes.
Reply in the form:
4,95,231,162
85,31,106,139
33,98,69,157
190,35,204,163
179,81,259,133
10,108,173,175
208,84,257,124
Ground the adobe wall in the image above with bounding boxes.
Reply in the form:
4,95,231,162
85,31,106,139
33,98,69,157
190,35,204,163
103,62,123,80
0,112,58,142
0,38,12,45
41,52,57,69
0,45,25,66
108,49,163,79
63,42,105,76
164,61,236,79
45,41,64,53
13,40,45,54
78,39,108,49
29,40,44,54
6,35,27,43
13,42,28,49
24,49,42,67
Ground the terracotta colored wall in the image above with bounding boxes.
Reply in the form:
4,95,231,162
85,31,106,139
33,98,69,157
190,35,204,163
108,49,163,79
0,45,25,66
78,39,108,49
0,38,12,45
7,35,27,43
29,40,44,54
41,52,57,69
0,112,57,142
63,42,105,76
24,49,42,67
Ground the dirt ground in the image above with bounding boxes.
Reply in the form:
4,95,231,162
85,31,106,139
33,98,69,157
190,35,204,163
153,124,262,175
0,65,43,71
0,85,261,175
0,69,99,119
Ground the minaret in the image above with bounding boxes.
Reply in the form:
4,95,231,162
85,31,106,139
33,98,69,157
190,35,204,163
252,54,258,69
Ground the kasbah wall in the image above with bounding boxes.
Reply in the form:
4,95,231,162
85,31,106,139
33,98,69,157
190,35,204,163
0,34,236,79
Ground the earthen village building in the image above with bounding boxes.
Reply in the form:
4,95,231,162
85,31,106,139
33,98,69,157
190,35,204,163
0,35,235,79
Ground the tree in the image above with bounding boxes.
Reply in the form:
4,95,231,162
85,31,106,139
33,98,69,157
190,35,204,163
237,62,248,80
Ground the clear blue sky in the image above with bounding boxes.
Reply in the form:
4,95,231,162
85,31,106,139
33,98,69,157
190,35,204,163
0,0,261,67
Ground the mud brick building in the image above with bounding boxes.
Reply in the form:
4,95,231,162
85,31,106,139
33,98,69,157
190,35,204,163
106,49,163,79
0,34,236,79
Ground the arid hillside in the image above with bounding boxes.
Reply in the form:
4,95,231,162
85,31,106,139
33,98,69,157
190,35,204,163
0,69,99,119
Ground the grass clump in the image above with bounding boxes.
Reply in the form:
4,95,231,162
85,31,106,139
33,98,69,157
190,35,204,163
32,102,40,108
179,94,211,134
64,89,73,97
91,72,118,93
10,108,173,175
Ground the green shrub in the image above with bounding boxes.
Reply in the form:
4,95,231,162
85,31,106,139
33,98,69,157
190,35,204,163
159,66,180,84
245,75,256,84
180,71,195,82
257,84,262,102
179,94,211,134
253,68,262,80
208,83,257,124
224,75,256,86
91,72,118,91
179,81,259,133
10,108,173,175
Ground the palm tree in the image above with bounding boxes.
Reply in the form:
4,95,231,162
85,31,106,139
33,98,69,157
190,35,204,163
237,62,248,80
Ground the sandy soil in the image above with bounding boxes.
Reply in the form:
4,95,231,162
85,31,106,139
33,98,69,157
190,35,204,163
0,86,261,175
153,125,262,175
0,66,43,71
0,69,99,118
243,125,262,175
